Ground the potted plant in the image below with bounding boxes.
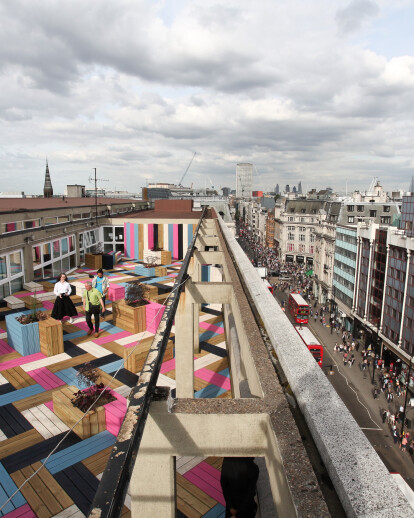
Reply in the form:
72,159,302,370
53,363,116,439
85,242,104,269
112,281,150,333
143,248,172,266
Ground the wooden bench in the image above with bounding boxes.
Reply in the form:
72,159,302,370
23,282,44,292
3,296,25,310
11,462,74,518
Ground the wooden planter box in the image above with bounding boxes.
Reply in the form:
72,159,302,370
146,301,166,334
124,338,174,374
23,296,43,310
6,313,40,356
135,265,155,277
39,318,64,356
53,386,106,439
155,266,167,277
85,253,102,270
143,250,172,265
112,300,147,334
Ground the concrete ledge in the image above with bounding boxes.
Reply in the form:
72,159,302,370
218,217,414,518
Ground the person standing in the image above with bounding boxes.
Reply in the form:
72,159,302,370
220,457,259,518
51,273,78,323
83,282,105,338
92,268,109,317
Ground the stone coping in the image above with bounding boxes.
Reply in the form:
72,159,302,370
218,217,414,518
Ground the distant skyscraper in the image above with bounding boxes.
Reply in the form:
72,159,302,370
275,184,280,194
43,160,53,198
292,186,297,193
298,181,302,194
285,184,290,193
409,177,414,194
236,163,253,198
222,187,231,197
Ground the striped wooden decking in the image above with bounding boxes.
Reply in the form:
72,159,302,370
0,261,230,517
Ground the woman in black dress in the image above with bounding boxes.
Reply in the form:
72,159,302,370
51,273,78,322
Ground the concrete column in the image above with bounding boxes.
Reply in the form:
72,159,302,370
130,452,175,517
190,256,201,353
363,239,374,321
175,289,195,398
379,245,390,332
23,243,34,283
398,250,411,346
75,231,81,267
352,237,362,312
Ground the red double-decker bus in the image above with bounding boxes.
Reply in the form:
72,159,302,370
288,293,309,324
263,279,274,294
295,326,323,367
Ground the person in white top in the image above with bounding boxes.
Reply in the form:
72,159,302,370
51,273,78,323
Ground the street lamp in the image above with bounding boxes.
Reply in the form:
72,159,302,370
371,323,380,385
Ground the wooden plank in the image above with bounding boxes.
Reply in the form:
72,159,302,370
12,386,64,412
203,358,228,373
47,354,95,373
176,496,202,518
97,370,123,389
3,367,37,389
0,352,21,363
11,468,51,518
51,504,84,518
0,429,43,459
81,446,113,475
177,472,217,511
30,462,74,511
100,341,124,357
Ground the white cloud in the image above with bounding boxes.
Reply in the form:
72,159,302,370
0,0,413,194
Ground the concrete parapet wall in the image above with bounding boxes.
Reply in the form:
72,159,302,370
218,216,414,518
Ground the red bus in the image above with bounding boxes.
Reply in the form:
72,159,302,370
295,326,324,367
263,279,274,294
288,293,309,324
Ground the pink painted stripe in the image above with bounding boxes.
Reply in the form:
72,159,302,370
0,353,46,372
74,321,90,331
44,400,54,411
168,273,178,277
105,398,127,436
0,339,14,355
3,504,36,518
199,322,225,334
148,224,154,250
184,465,225,506
42,301,54,310
28,368,65,390
160,358,176,374
173,224,179,259
13,291,47,298
93,331,132,345
194,368,231,391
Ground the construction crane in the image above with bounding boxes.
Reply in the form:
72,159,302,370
178,152,196,187
207,175,214,189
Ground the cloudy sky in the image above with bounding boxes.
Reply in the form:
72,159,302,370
0,0,413,195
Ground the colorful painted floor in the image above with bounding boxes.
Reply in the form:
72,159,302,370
0,260,230,517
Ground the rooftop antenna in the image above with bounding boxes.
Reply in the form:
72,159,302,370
89,169,109,227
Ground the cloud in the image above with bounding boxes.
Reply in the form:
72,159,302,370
336,0,380,35
0,0,412,195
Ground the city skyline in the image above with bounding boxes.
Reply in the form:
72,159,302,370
0,1,414,194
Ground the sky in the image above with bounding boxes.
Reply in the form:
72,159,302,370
0,0,414,195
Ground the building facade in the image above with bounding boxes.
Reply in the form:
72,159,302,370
236,163,253,198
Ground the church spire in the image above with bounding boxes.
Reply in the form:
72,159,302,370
43,159,53,198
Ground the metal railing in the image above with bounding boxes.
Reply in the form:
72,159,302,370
88,207,206,518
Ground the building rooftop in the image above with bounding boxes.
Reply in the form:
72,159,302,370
0,198,141,214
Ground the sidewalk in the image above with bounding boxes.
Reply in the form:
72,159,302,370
308,302,414,484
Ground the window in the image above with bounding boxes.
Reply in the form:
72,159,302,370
347,205,354,212
32,236,76,280
310,234,315,242
348,216,354,223
299,244,305,252
287,244,294,252
288,233,295,241
309,246,314,254
357,206,364,212
370,210,377,217
44,217,58,226
0,250,24,296
383,206,390,212
380,216,391,224
299,234,306,242
301,209,306,214
287,226,295,231
288,216,294,222
299,227,306,232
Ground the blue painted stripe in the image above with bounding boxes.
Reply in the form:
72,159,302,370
0,462,26,515
219,368,230,377
134,223,139,260
195,385,227,399
168,224,174,253
54,368,88,389
63,330,88,341
202,503,226,518
43,431,116,474
0,385,45,407
199,330,218,342
99,359,124,374
99,322,125,334
188,223,194,246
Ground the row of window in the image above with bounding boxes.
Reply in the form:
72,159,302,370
335,246,357,262
347,215,391,224
333,272,354,291
0,250,24,299
334,259,355,277
347,205,391,213
388,266,406,282
286,244,314,253
336,231,357,245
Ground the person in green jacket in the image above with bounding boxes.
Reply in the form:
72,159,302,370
83,282,105,337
